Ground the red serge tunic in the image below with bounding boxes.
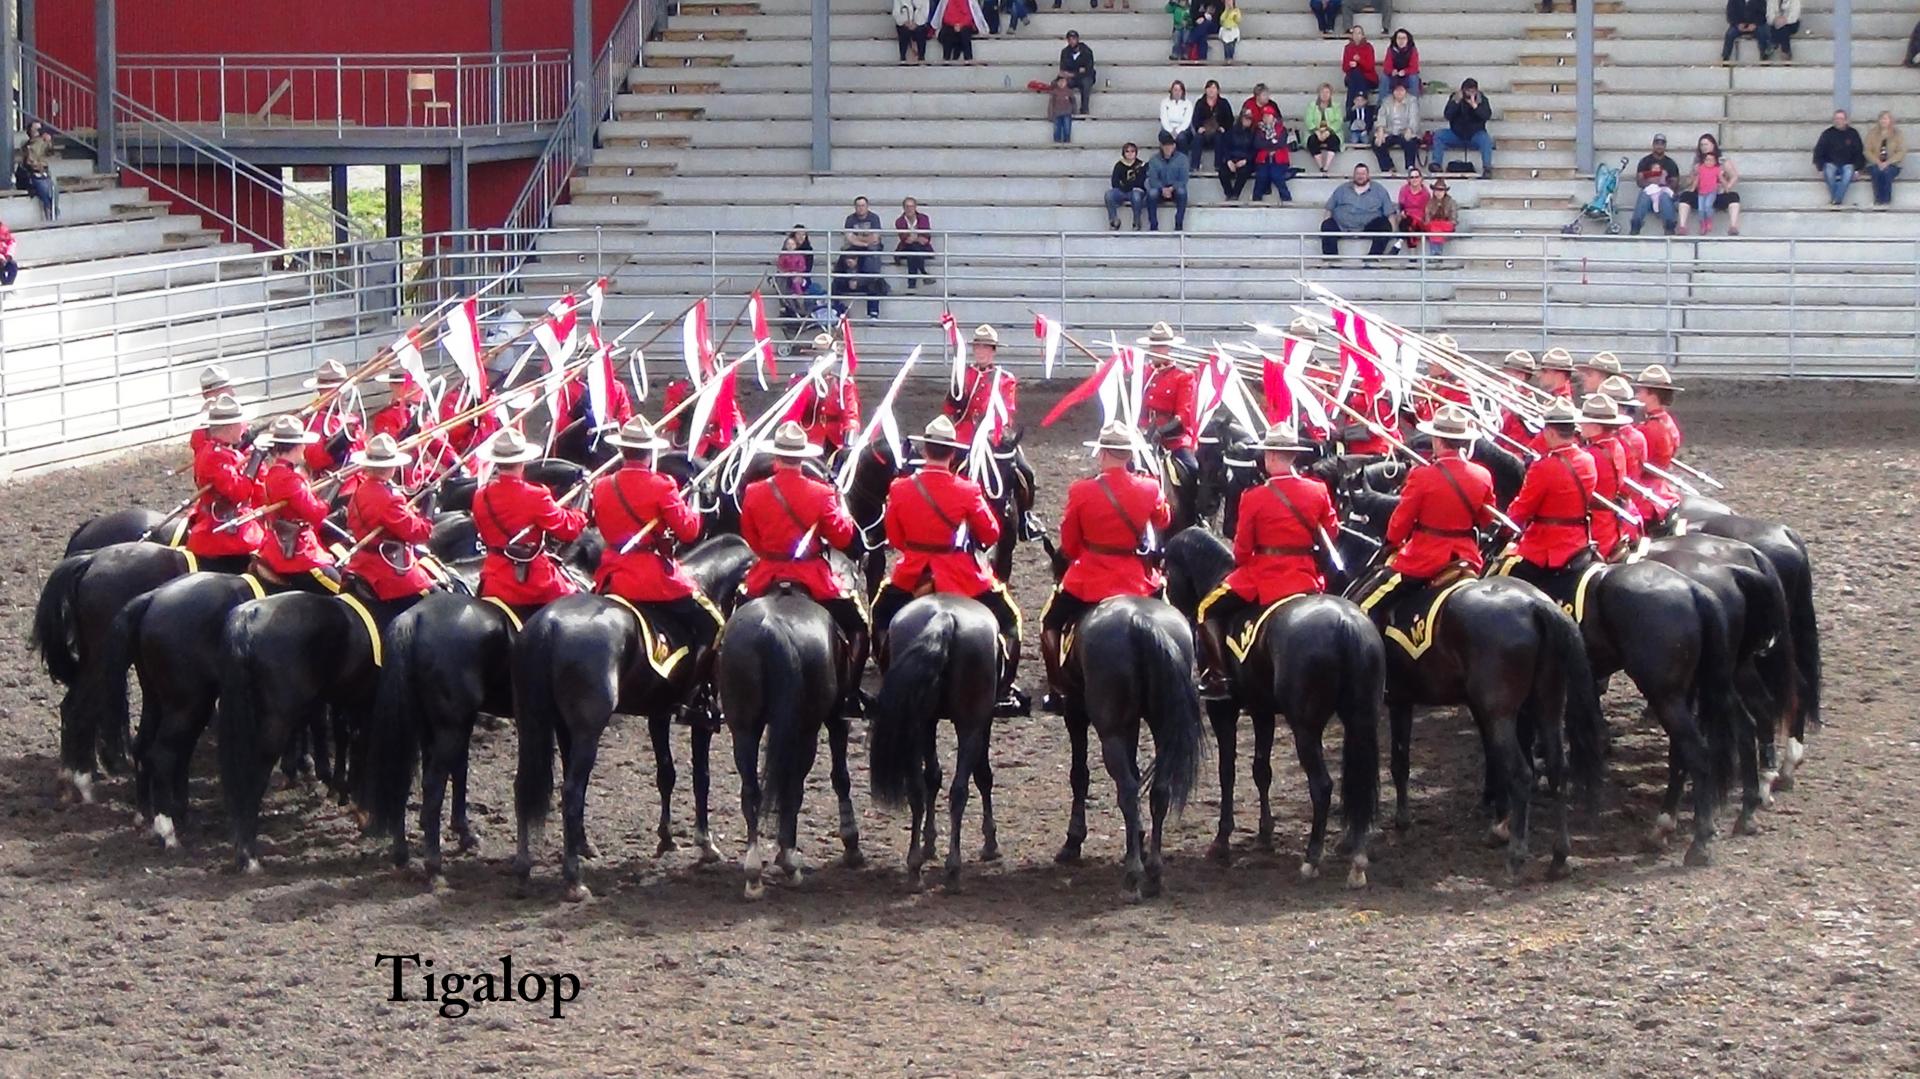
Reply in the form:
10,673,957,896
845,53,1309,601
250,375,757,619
1141,365,1198,451
944,366,1018,444
472,474,589,605
789,375,864,451
1385,452,1496,577
1224,473,1338,603
186,439,265,558
257,460,336,575
883,463,1000,595
344,478,436,600
1586,434,1631,556
739,466,859,602
1509,444,1597,569
592,465,703,601
1060,466,1172,601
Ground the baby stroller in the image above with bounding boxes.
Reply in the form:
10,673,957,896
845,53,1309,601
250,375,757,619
775,285,836,357
1562,156,1629,234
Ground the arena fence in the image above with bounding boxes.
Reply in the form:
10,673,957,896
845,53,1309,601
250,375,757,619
2,226,1916,476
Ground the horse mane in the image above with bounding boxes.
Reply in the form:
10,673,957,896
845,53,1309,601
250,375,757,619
1163,527,1233,618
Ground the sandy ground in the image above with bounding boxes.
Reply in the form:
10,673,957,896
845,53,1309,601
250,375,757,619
0,381,1916,1077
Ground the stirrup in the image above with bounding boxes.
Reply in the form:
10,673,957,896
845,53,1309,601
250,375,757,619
1019,511,1045,542
1040,691,1066,715
995,687,1032,718
1198,671,1233,701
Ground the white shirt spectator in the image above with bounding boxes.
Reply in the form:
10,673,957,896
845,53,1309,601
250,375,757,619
894,0,931,24
1160,96,1196,139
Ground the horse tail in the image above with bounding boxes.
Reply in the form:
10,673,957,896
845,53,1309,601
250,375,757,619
81,585,157,778
1738,562,1798,745
1689,580,1739,806
32,552,91,687
511,615,560,829
1539,600,1606,794
869,610,952,809
360,609,422,835
757,628,814,830
1132,611,1203,814
1779,528,1822,732
216,611,264,824
1335,610,1384,838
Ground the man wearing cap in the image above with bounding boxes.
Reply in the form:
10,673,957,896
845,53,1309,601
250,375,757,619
1039,421,1173,711
1632,134,1683,236
189,365,236,455
254,416,343,594
1194,427,1338,697
946,324,1040,536
185,394,267,575
553,360,636,460
1576,352,1622,397
1602,374,1653,530
1060,30,1096,117
1523,347,1578,454
343,434,440,624
788,335,863,456
300,360,366,479
592,417,724,680
1494,349,1538,450
472,429,590,614
1633,364,1685,524
1500,399,1598,591
1138,322,1201,484
870,416,1028,714
1578,394,1636,561
739,420,869,706
1351,404,1497,617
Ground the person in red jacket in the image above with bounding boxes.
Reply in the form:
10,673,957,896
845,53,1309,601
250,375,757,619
1194,426,1339,697
434,377,501,466
1496,349,1538,450
868,416,1027,714
1342,25,1380,110
187,364,236,456
472,428,589,616
552,367,635,463
1633,364,1685,525
1499,399,1597,592
1602,374,1653,532
1339,386,1400,456
253,415,342,594
662,351,744,458
1039,421,1173,712
944,323,1040,537
592,416,724,665
299,360,365,481
739,420,869,710
1578,393,1637,561
787,334,863,455
343,434,439,625
1138,321,1200,481
1575,351,1622,396
369,370,448,485
1535,347,1576,400
1351,404,1497,618
184,393,266,574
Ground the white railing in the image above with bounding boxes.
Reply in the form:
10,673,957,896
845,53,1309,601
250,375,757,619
116,51,573,138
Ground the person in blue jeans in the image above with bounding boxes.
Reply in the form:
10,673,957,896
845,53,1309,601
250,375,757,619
1048,76,1075,142
1144,135,1191,231
1812,109,1866,206
1104,142,1149,229
1250,114,1293,202
1309,0,1342,35
1429,79,1494,176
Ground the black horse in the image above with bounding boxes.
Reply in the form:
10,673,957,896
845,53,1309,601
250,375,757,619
717,586,863,898
507,536,754,901
217,591,385,873
32,542,195,799
65,507,177,556
1049,594,1205,900
866,593,1003,891
838,440,903,597
1162,529,1384,885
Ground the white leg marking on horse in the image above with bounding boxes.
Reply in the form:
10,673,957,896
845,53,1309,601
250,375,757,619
1654,813,1676,836
153,813,178,850
72,771,95,804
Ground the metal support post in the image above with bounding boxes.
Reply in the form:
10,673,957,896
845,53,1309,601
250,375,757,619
1574,0,1595,174
573,0,593,146
1832,0,1852,114
18,0,35,119
384,163,404,237
93,0,115,170
330,165,349,246
811,0,831,172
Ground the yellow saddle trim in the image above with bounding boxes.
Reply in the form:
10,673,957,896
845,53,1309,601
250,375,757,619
181,550,200,574
482,596,524,632
1566,562,1605,624
1382,579,1474,661
602,595,692,680
238,573,266,600
1227,592,1310,663
336,592,383,668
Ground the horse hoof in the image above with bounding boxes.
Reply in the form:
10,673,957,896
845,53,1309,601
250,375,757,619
1298,861,1319,882
151,813,179,851
1546,857,1572,881
1683,842,1712,868
580,838,600,860
979,842,1002,863
1786,736,1807,768
1205,838,1232,865
1054,844,1083,866
242,858,262,877
71,772,96,805
1759,773,1779,807
943,866,963,892
456,830,481,855
428,872,452,895
1140,873,1163,900
842,847,867,870
1255,828,1275,851
1346,859,1369,890
510,855,533,883
655,835,678,857
1734,813,1760,837
349,806,372,831
563,882,592,904
744,877,766,901
1773,771,1796,793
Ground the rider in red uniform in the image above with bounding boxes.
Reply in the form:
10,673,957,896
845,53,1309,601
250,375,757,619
868,416,1027,714
1579,393,1636,561
1138,322,1201,483
1525,347,1579,454
1602,375,1652,535
1633,364,1685,527
343,433,440,625
1501,399,1598,591
472,428,589,617
1496,350,1538,449
1575,351,1622,396
1195,426,1339,698
299,360,365,481
187,365,234,456
1351,404,1498,618
787,334,863,455
1039,421,1173,712
662,353,744,458
184,393,265,574
254,415,342,594
591,416,724,669
944,324,1039,537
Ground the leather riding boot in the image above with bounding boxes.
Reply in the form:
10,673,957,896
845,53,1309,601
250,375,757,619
1039,627,1065,714
1197,619,1234,700
842,629,872,718
995,633,1030,716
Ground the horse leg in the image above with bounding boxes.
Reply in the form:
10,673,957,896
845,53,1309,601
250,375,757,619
921,723,943,870
451,735,478,855
331,707,354,803
1731,692,1764,837
946,721,989,890
973,719,1000,863
734,724,768,900
1654,695,1718,868
1737,663,1781,805
827,715,864,868
144,704,189,850
1389,701,1414,830
1252,710,1278,849
1291,717,1333,881
1055,706,1091,865
1146,748,1170,901
559,716,609,902
648,712,679,856
1207,703,1239,864
903,735,928,890
1486,717,1535,880
418,721,459,887
1654,734,1686,848
690,725,721,864
1098,731,1148,900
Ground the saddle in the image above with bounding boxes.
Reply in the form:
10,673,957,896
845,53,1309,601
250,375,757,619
1222,593,1311,667
1361,567,1476,661
1489,556,1607,624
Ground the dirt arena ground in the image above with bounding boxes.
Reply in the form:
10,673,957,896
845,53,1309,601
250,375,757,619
0,381,1915,1077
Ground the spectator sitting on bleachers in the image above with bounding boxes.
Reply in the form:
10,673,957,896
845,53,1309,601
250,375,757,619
777,236,827,317
894,198,935,289
1692,152,1726,233
1864,111,1905,209
1348,91,1379,157
1722,0,1769,63
1166,0,1191,60
1321,164,1397,258
1430,79,1493,176
1219,0,1243,62
17,121,57,221
1252,111,1295,203
1342,26,1380,110
1677,133,1742,233
893,0,931,63
843,196,885,278
1220,110,1258,199
1425,178,1459,252
1160,81,1197,156
1907,19,1920,66
1185,0,1224,61
0,219,17,286
1384,29,1421,98
832,252,886,319
1631,135,1681,235
1814,109,1867,207
1105,142,1150,230
1310,0,1344,39
1060,30,1097,116
932,0,985,63
1145,135,1192,232
787,225,816,275
1243,84,1280,125
1389,167,1430,253
1766,0,1800,61
1308,122,1341,175
986,0,1031,36
1188,80,1235,172
1048,74,1075,143
1305,83,1346,152
1373,83,1421,174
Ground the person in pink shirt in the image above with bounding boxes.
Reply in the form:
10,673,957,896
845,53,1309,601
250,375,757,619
0,220,15,286
1390,167,1431,253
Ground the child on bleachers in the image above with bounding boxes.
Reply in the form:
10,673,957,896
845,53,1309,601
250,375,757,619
1219,0,1242,62
0,220,16,286
1692,152,1722,234
1048,76,1075,143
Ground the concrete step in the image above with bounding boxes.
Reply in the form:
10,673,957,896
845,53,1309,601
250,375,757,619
0,243,260,306
10,214,222,265
623,63,1551,96
0,185,161,232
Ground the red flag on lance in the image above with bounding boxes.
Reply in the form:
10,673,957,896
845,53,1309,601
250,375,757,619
748,290,776,383
393,326,430,389
682,298,711,385
837,315,859,374
1041,352,1123,427
1033,313,1063,379
443,294,487,403
533,293,581,368
1329,307,1383,395
585,277,607,329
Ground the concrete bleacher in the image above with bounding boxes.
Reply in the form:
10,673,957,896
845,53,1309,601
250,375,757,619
531,0,1920,376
